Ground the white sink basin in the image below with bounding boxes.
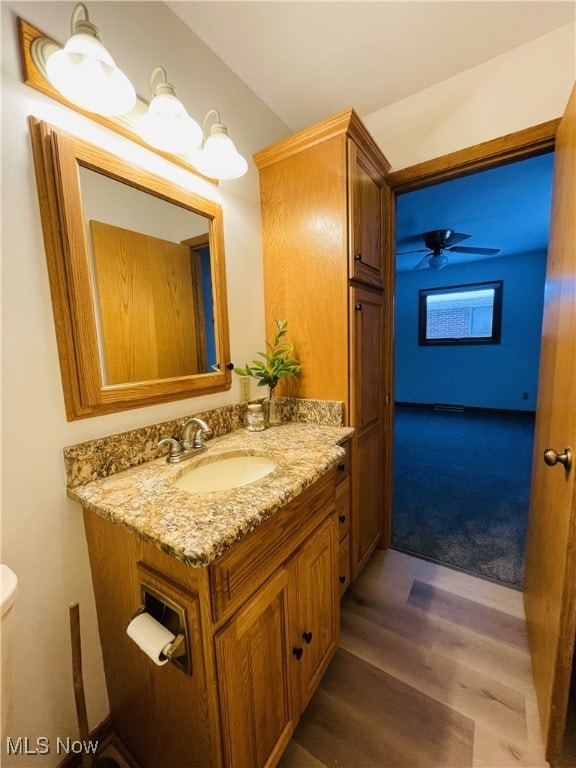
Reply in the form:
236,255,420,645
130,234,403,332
174,455,277,493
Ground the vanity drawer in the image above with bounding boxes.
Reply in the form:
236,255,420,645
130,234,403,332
209,470,336,624
336,477,350,542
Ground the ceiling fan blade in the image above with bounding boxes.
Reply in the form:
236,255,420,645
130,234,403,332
413,253,432,270
449,246,501,255
444,231,471,246
396,247,428,256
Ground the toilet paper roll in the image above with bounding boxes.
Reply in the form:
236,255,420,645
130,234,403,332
126,612,175,666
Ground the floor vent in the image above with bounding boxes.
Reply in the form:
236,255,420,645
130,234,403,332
433,404,465,412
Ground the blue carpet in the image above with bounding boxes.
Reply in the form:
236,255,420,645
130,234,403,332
392,404,535,588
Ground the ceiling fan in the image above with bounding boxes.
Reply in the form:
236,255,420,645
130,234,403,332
397,229,501,270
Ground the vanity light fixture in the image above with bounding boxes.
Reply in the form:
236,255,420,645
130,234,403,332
137,67,203,154
24,5,248,180
30,3,136,117
192,109,248,180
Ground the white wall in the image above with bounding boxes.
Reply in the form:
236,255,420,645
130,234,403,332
1,3,289,764
364,23,576,170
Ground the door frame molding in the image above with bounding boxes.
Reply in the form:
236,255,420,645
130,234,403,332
387,118,559,192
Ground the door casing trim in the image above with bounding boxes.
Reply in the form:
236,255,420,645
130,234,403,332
387,118,559,193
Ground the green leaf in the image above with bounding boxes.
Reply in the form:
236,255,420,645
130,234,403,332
231,318,300,390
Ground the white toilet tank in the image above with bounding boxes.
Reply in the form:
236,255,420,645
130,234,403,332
1,564,19,738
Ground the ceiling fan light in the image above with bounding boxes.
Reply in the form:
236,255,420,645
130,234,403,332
429,253,448,270
44,5,136,116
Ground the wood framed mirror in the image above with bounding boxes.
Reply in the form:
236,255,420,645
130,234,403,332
30,118,231,420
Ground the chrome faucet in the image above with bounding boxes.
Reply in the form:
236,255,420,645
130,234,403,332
158,417,211,464
181,417,211,450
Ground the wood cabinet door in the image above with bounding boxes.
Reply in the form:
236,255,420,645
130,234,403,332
352,423,384,577
350,286,386,576
351,286,385,431
215,568,297,768
348,139,387,289
293,515,340,709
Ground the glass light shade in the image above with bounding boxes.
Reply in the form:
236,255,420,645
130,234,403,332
45,33,136,116
194,127,248,180
137,92,203,154
429,253,448,270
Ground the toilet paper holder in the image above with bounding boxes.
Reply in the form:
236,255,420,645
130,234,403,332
133,583,191,676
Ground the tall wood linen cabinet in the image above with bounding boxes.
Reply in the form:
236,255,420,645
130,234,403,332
254,109,393,581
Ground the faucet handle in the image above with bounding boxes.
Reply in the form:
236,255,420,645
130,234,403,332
181,417,211,450
158,437,183,464
193,424,211,449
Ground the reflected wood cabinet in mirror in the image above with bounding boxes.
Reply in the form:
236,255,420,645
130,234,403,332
29,118,231,419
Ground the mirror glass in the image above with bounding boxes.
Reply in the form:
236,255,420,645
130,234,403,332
79,168,217,385
30,119,231,420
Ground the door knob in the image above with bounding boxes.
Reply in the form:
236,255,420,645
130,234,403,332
543,447,572,470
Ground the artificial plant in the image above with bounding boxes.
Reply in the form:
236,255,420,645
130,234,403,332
234,318,301,399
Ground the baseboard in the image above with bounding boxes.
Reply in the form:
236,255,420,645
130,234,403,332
394,401,536,416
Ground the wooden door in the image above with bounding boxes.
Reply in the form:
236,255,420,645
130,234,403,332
215,567,297,768
350,285,386,577
90,221,201,383
348,139,387,289
524,84,576,763
294,515,339,709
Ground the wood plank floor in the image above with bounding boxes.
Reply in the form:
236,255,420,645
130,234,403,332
279,549,550,768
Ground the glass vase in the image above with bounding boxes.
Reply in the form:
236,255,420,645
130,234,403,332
267,397,282,426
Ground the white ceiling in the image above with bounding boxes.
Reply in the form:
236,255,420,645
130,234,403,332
167,1,568,273
167,1,575,132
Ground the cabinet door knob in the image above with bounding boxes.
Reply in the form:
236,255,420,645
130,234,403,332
355,303,363,311
339,575,346,584
339,514,346,523
292,647,303,660
302,631,313,644
354,253,362,261
338,463,346,472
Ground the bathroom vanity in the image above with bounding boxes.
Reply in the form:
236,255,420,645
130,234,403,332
70,421,351,768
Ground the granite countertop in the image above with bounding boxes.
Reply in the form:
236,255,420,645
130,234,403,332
68,422,353,567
